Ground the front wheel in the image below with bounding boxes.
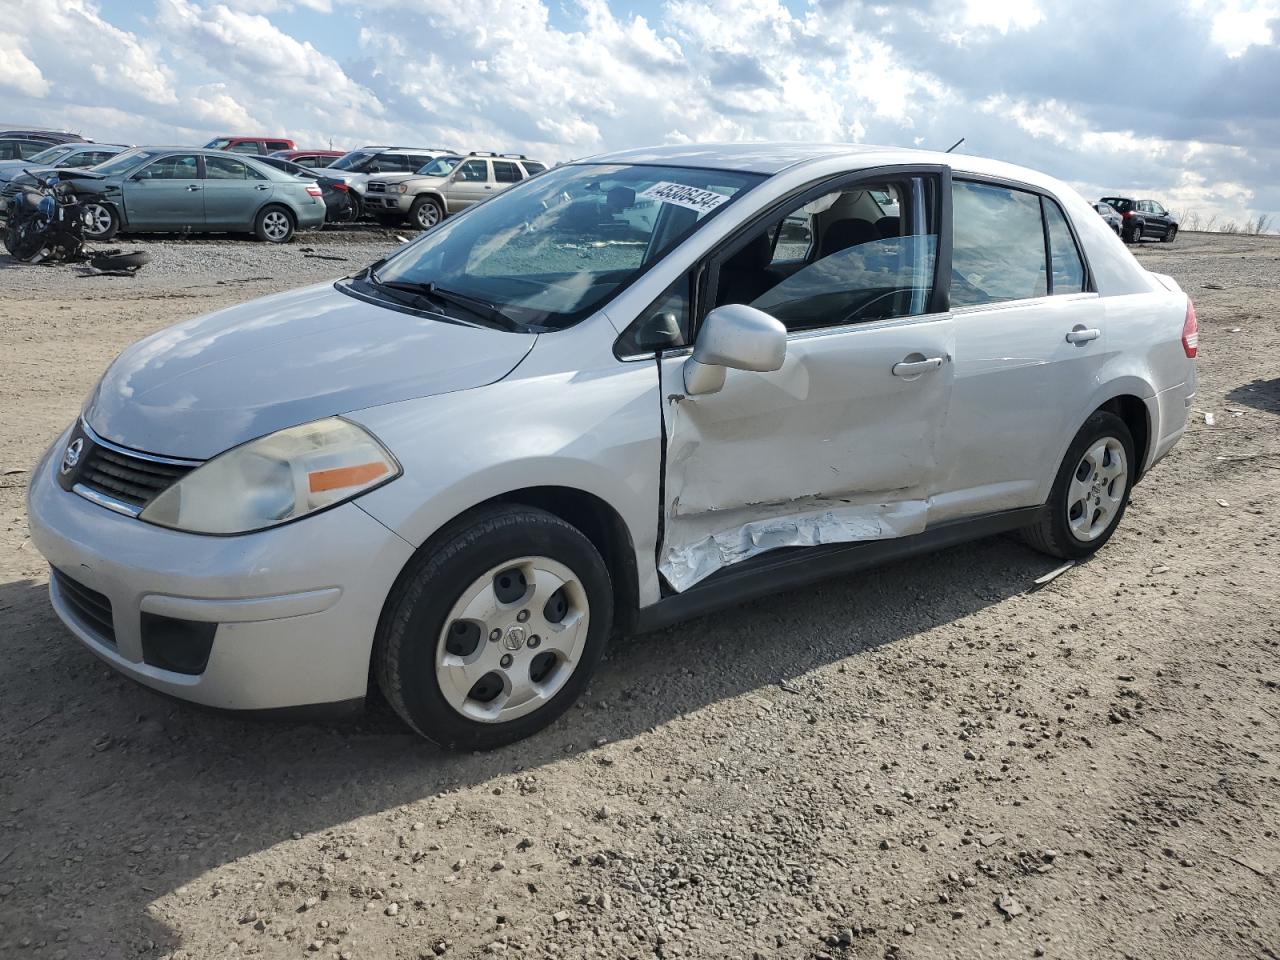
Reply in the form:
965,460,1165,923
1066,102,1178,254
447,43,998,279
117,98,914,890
1021,411,1135,560
374,506,613,750
410,196,444,230
83,201,119,241
254,205,295,243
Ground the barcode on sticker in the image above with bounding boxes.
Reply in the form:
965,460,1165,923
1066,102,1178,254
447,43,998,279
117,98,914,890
637,181,730,214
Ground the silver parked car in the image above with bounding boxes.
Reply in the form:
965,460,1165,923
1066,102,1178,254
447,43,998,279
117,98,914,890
27,143,1197,749
64,147,326,242
364,152,549,228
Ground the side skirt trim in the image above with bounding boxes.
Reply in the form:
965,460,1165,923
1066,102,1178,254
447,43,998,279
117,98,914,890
632,506,1043,634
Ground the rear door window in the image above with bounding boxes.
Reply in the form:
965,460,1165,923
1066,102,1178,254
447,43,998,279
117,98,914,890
493,161,522,183
951,180,1047,306
266,141,290,152
521,161,547,175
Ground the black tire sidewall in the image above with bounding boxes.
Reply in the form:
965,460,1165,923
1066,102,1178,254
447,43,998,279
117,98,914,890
255,205,294,243
380,509,613,750
1044,412,1136,559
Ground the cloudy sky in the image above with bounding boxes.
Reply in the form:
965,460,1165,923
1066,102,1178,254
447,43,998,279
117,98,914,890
2,0,1278,226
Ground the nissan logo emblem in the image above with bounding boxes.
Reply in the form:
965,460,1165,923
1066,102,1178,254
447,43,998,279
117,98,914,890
60,438,84,475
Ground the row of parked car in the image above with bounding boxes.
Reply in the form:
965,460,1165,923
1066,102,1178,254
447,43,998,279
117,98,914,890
1,127,1175,246
0,129,549,243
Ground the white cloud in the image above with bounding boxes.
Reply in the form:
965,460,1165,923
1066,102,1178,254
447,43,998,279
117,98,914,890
0,35,49,97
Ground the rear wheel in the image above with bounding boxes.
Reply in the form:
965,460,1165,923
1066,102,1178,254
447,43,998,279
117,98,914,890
1125,223,1144,244
1162,225,1178,243
1021,412,1135,560
374,506,613,750
254,205,294,243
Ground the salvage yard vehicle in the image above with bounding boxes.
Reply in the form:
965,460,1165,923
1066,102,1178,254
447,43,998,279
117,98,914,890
323,146,457,217
268,149,345,169
28,143,1198,750
1101,196,1178,243
363,152,548,228
203,135,296,155
60,147,325,243
1093,201,1123,235
253,155,357,223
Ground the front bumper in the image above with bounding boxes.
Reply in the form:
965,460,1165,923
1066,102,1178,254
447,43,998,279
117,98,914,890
362,190,411,213
26,430,415,710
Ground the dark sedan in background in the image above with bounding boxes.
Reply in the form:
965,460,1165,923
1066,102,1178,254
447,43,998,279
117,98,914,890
1101,196,1178,243
60,148,326,243
253,155,356,222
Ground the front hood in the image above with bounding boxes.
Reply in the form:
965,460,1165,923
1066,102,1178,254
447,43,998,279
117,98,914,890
399,175,447,190
86,282,536,459
368,173,415,187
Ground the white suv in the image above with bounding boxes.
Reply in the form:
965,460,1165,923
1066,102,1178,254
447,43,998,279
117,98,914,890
363,152,548,228
27,143,1196,750
322,145,457,214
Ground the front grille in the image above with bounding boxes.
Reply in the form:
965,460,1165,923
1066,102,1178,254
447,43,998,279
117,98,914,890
79,445,192,509
53,568,115,645
56,420,200,515
367,182,386,193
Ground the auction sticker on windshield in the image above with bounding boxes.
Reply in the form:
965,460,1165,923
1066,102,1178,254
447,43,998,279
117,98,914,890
637,182,731,214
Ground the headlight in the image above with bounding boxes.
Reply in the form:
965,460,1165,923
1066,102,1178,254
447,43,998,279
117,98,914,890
397,183,409,194
140,417,399,535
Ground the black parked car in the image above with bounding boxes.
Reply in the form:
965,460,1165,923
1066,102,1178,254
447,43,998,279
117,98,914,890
1100,196,1178,244
253,155,356,222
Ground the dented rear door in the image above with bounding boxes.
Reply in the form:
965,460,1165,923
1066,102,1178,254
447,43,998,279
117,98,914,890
657,312,955,591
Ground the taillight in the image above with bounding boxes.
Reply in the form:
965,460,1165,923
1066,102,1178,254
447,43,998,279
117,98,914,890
1122,210,1135,219
331,182,349,192
1182,300,1199,358
305,184,323,197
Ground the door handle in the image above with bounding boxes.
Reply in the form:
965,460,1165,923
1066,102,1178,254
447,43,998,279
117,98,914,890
185,185,201,192
484,185,493,190
255,185,269,191
891,356,944,377
1065,325,1100,345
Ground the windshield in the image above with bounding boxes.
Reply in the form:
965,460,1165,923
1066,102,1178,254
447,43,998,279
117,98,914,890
28,145,75,165
91,149,160,176
416,156,461,176
329,150,376,171
369,163,762,330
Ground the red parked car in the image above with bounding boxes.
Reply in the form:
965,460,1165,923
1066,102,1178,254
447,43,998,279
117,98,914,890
268,149,345,169
203,136,296,155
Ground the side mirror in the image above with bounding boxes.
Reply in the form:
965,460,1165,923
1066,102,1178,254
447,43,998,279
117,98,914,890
684,304,786,396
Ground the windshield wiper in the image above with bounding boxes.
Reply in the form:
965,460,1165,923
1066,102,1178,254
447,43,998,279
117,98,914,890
371,276,523,331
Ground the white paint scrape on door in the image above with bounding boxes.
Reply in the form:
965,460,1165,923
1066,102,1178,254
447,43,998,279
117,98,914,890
659,496,927,592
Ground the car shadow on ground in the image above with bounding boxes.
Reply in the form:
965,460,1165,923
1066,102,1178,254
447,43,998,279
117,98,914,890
0,533,1060,954
1225,376,1280,415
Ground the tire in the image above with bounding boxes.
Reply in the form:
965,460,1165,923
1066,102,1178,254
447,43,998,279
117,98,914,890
4,220,43,260
1125,223,1143,244
1162,225,1177,243
374,505,613,750
90,250,151,272
254,205,295,243
83,201,119,241
1021,411,1136,560
410,196,444,230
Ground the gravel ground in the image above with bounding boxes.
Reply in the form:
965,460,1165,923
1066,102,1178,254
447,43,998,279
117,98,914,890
0,231,1277,960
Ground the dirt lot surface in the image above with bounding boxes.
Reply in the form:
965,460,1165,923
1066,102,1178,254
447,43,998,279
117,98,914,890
1,231,1277,960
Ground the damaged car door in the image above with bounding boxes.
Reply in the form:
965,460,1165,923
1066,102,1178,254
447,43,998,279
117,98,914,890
657,171,954,591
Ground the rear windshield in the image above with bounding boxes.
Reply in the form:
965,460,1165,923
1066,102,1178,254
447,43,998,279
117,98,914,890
1101,198,1133,212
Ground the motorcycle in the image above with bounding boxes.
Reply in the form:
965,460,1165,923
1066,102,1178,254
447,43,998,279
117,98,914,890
4,170,149,273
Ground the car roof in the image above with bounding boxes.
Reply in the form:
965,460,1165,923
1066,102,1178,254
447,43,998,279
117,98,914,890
580,141,1064,187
